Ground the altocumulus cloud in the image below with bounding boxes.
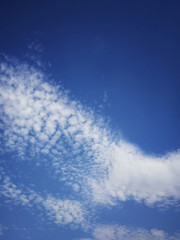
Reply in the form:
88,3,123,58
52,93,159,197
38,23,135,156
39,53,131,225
0,168,85,227
0,55,180,230
78,225,180,240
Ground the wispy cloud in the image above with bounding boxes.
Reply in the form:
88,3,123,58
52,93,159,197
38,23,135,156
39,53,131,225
0,171,85,227
78,225,180,240
0,56,180,230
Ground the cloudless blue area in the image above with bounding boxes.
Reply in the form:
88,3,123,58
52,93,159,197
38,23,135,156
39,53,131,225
0,1,180,239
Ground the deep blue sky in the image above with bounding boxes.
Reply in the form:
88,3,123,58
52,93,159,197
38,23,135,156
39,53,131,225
0,1,180,240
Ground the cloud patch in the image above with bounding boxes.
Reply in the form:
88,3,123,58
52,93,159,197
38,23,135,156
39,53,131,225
0,171,85,227
79,225,180,240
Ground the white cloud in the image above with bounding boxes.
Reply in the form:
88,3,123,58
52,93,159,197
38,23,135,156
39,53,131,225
88,142,180,206
43,195,85,226
0,55,180,226
79,225,180,240
0,171,85,227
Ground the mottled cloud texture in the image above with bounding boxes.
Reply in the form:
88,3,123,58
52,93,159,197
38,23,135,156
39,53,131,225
79,225,180,240
0,56,180,236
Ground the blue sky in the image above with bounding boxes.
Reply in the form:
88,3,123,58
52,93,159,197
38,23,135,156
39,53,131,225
0,1,180,239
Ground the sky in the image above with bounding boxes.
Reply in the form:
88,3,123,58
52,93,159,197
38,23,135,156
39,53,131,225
0,0,180,239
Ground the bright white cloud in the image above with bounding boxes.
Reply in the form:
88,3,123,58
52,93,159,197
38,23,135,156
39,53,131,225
88,142,180,206
0,56,180,230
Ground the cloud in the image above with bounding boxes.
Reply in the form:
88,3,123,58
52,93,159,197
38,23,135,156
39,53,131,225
0,170,85,227
0,55,180,230
79,225,180,240
43,195,85,226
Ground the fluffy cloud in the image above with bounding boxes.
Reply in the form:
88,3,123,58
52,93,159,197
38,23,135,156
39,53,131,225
88,142,180,205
